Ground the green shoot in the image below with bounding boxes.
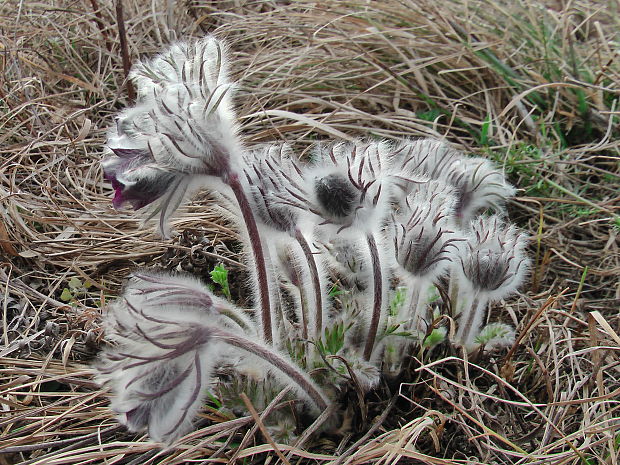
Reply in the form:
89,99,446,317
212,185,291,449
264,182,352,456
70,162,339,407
422,328,447,349
389,287,406,317
210,263,231,300
317,321,347,355
60,277,93,303
328,284,344,298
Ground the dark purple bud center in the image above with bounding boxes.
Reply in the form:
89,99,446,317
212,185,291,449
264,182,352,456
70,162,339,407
315,174,358,218
464,251,513,291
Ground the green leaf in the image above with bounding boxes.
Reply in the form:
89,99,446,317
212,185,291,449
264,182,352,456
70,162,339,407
426,285,440,303
328,284,344,298
480,114,491,146
319,322,347,355
423,328,446,348
389,287,406,316
60,288,74,302
68,277,82,290
475,323,514,347
210,264,231,300
205,391,222,410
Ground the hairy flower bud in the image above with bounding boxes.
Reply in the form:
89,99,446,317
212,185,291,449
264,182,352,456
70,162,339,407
393,181,461,281
459,216,529,300
394,139,515,224
102,36,242,235
243,144,302,233
315,173,359,219
454,216,529,348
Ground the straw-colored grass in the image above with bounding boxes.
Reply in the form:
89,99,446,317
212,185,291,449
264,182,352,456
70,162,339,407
1,0,618,463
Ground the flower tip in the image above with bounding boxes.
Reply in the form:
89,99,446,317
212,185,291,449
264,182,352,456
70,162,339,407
112,189,124,209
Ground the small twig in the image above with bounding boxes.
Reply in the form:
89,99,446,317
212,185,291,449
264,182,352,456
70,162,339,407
3,425,122,457
330,354,367,425
228,387,293,463
288,403,337,456
85,0,112,51
240,393,292,465
115,0,136,102
502,288,568,365
544,177,617,217
331,390,400,465
123,449,161,465
570,266,588,313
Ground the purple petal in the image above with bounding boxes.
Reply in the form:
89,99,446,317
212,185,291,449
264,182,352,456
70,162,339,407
103,150,180,210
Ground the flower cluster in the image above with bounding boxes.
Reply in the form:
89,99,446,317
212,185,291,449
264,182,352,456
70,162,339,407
96,36,529,444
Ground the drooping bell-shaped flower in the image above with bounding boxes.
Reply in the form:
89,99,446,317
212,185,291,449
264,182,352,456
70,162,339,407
114,36,239,175
102,36,241,235
96,270,329,444
443,157,516,224
95,271,223,444
102,37,276,344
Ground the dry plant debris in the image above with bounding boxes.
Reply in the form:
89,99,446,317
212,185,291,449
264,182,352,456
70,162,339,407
0,1,618,464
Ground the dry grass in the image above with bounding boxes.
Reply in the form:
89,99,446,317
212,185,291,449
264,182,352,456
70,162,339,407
1,0,618,463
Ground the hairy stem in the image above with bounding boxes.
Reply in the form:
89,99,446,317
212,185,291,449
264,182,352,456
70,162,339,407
363,233,383,361
211,327,328,410
449,271,460,317
449,217,464,317
289,251,309,341
227,172,273,343
408,279,429,335
455,293,487,347
294,228,323,338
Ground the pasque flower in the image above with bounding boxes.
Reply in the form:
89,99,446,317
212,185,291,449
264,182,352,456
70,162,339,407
454,216,529,347
306,141,397,234
97,271,328,444
102,36,240,232
304,141,399,360
250,141,405,359
102,36,277,343
243,144,303,234
458,216,529,299
96,36,532,446
393,180,459,281
392,180,462,333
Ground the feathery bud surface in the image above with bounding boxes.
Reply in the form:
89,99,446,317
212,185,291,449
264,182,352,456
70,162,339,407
459,216,529,300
